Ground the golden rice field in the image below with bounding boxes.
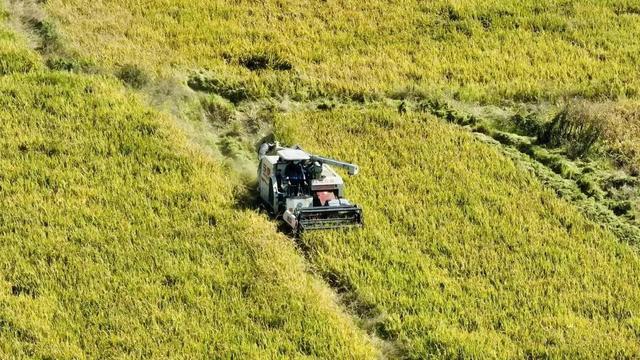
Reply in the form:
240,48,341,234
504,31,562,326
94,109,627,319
0,0,639,358
45,0,640,102
0,62,376,358
275,107,640,358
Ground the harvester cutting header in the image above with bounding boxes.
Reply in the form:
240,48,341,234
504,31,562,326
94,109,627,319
257,142,363,233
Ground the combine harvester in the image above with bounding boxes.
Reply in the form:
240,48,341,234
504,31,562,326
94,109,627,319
257,142,363,234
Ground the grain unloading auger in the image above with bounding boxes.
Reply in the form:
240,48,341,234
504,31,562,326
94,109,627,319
257,142,363,233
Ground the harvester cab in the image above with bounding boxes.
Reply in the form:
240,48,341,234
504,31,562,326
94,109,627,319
257,142,363,233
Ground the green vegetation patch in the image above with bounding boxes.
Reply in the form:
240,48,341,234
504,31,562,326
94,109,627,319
0,73,377,358
0,21,42,75
275,107,640,358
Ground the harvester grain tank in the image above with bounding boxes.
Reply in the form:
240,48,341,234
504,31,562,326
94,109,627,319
257,143,363,233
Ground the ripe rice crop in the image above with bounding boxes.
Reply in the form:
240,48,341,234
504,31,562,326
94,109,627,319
45,0,640,102
275,107,640,358
0,72,377,358
3,0,640,358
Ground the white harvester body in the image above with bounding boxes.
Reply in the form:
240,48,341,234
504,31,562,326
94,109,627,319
257,143,363,233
